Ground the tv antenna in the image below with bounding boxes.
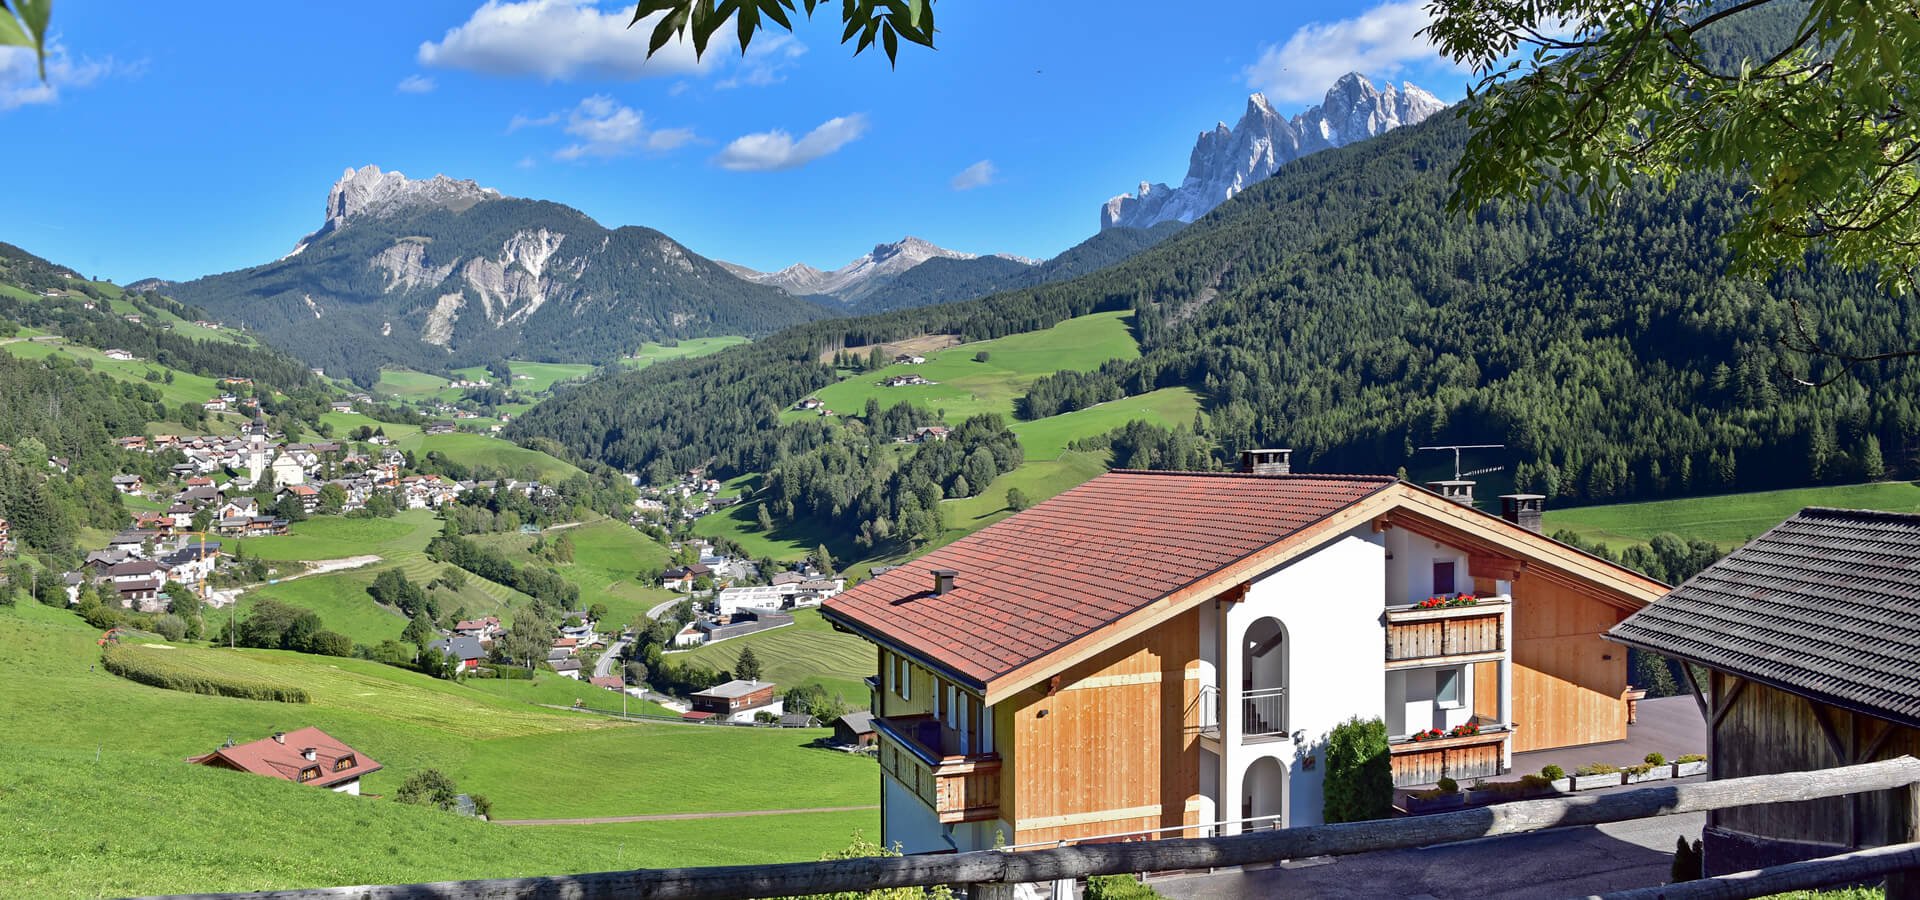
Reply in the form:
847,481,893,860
1418,444,1506,480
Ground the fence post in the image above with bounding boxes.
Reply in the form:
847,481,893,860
1889,783,1920,900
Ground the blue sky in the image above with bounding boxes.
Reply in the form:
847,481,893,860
1,1,1473,283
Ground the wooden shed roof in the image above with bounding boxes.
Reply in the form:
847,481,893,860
1609,507,1920,729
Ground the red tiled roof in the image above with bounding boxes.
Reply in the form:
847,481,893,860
823,471,1396,689
188,727,381,788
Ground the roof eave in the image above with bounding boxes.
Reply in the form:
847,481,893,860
819,603,989,693
1606,631,1920,733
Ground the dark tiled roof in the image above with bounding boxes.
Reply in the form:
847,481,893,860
1609,507,1920,728
823,470,1396,688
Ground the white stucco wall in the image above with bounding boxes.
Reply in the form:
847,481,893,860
882,774,950,854
1218,524,1386,830
1384,528,1472,606
1387,665,1476,738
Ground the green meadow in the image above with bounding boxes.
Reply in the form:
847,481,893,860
0,601,876,898
1542,481,1920,552
614,336,751,371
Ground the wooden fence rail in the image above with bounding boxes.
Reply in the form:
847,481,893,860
129,757,1920,900
1592,841,1920,900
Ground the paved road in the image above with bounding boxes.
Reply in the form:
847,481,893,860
645,597,683,620
593,636,630,680
492,805,879,826
1153,812,1704,900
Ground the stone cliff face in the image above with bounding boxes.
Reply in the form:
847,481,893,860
287,165,502,258
1100,73,1445,230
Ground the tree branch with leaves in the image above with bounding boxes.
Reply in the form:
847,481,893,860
0,0,50,78
629,0,934,64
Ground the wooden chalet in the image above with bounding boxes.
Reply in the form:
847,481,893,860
1610,507,1920,877
821,453,1664,854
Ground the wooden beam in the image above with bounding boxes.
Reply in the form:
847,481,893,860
1711,677,1748,731
1593,842,1920,900
1680,660,1711,725
127,759,1920,900
1807,700,1850,764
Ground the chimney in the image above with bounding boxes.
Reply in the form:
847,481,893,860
1238,448,1292,475
931,569,957,596
1500,493,1545,533
1426,480,1475,507
300,747,317,761
271,731,286,744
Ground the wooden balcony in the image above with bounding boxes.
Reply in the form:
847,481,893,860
875,716,1002,824
1388,726,1511,787
1383,597,1508,668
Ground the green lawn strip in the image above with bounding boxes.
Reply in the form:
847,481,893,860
507,360,597,394
237,570,411,646
454,723,875,819
804,310,1139,423
466,518,675,630
318,410,423,440
692,499,838,562
1542,481,1920,551
672,609,873,702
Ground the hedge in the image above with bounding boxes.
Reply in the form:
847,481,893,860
102,645,310,703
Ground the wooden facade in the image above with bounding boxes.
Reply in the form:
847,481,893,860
1001,609,1201,846
1507,573,1630,753
1705,671,1920,876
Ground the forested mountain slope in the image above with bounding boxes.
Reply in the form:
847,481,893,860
843,222,1185,315
514,100,1918,515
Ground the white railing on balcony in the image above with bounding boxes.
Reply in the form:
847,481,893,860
1243,686,1288,738
1195,683,1222,738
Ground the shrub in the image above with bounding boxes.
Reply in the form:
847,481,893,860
1540,764,1567,781
1520,774,1553,790
1644,752,1667,766
101,645,309,703
1575,763,1620,776
1322,717,1394,823
1085,875,1164,900
395,768,460,811
1436,776,1459,794
1677,754,1706,764
1671,836,1703,882
1624,763,1654,776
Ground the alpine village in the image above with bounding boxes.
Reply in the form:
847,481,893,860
4,2,1920,899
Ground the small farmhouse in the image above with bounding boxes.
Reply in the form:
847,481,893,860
1609,507,1920,876
188,727,382,795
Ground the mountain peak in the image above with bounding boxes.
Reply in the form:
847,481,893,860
1100,74,1446,231
721,236,1005,303
286,164,503,258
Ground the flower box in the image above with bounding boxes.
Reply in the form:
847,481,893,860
1548,777,1573,793
1674,761,1708,778
1405,791,1469,814
1623,767,1672,785
1569,772,1622,791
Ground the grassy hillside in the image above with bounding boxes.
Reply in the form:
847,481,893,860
672,608,872,703
1543,481,1920,552
0,601,877,898
616,336,751,371
466,518,678,631
396,430,586,481
799,310,1139,423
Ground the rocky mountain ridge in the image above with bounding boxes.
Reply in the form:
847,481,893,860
1101,72,1445,230
721,236,1035,305
287,165,503,259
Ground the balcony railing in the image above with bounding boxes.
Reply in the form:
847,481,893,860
1193,683,1222,739
875,715,1001,824
1388,725,1511,787
1383,597,1508,667
1243,686,1288,739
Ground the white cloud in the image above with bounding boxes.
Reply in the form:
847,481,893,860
2,44,122,111
419,0,711,81
716,34,806,89
1243,1,1457,104
513,95,695,160
396,74,437,93
713,114,868,172
950,160,997,191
